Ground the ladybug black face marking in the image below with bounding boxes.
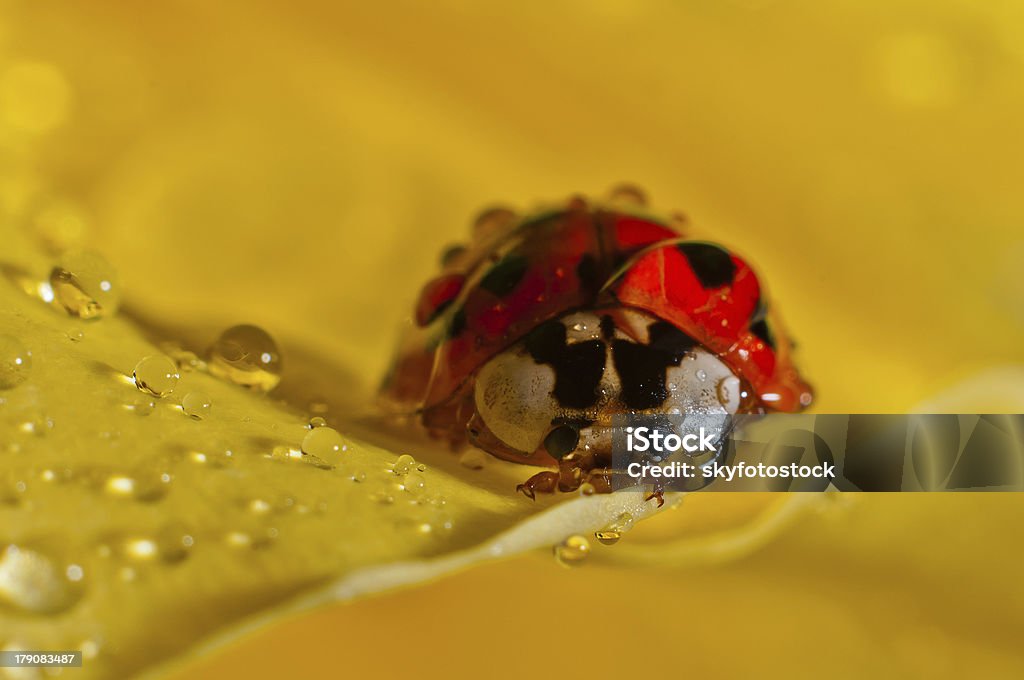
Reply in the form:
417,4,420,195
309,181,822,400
676,243,736,289
611,322,698,410
525,320,606,409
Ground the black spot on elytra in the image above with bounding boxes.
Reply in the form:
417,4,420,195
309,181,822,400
544,423,581,459
612,322,698,410
750,319,776,350
599,315,616,341
446,307,466,338
480,254,527,297
677,243,735,289
525,320,606,409
576,254,599,295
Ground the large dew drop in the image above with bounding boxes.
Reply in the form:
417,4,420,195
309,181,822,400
181,391,212,420
48,250,121,319
133,355,179,398
207,324,283,392
0,335,32,390
300,426,345,458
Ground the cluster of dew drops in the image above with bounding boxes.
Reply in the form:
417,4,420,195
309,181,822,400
0,248,458,639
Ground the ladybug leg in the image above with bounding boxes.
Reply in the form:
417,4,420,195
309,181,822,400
516,471,559,500
645,485,666,508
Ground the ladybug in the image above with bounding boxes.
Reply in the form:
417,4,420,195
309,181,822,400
381,186,813,502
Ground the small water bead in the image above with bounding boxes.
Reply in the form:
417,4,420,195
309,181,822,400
125,395,155,416
207,324,283,392
308,416,327,429
392,454,424,475
577,482,596,497
403,471,427,494
472,206,518,240
167,348,204,373
248,498,272,515
102,471,170,502
695,369,707,382
133,355,179,397
19,414,54,437
66,327,84,342
301,426,345,458
0,545,82,614
190,441,235,468
595,512,635,546
607,183,649,207
49,250,121,319
270,444,333,470
181,391,212,420
554,535,591,567
0,335,31,390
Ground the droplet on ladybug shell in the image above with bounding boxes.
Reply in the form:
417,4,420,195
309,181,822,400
471,206,517,241
607,183,648,207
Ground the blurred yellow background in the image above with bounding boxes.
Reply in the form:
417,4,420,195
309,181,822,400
2,0,1023,677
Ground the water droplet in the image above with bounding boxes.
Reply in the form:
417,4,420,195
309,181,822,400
126,395,155,416
270,444,332,470
19,413,54,437
181,391,211,420
190,440,235,468
169,349,204,373
0,335,31,390
0,545,82,614
595,512,635,546
392,454,417,475
133,355,179,398
472,206,518,239
48,250,121,319
308,416,327,429
458,449,487,470
65,327,84,343
696,369,707,382
571,322,587,332
554,535,591,567
577,482,596,496
301,426,345,458
224,528,274,550
102,471,170,502
207,324,283,392
607,183,648,207
403,471,427,494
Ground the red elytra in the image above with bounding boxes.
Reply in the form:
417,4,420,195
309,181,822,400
383,200,811,414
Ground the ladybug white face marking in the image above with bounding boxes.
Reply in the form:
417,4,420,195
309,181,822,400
472,310,743,457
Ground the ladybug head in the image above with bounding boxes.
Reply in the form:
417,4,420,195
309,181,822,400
467,309,747,464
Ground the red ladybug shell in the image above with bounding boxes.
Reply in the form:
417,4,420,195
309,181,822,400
382,199,812,414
